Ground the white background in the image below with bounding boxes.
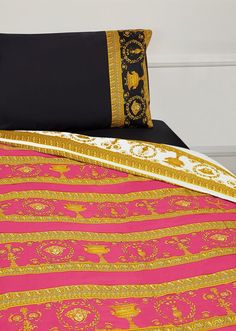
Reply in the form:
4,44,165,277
0,0,236,170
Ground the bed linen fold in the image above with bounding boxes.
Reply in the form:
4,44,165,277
0,130,235,331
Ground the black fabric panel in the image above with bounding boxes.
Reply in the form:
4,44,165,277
78,120,189,149
118,30,150,127
0,32,111,131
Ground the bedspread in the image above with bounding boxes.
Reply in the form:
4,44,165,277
0,130,235,331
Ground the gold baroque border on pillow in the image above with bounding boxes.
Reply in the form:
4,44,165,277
106,30,153,128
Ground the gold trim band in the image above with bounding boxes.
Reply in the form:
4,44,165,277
1,221,234,243
142,58,153,128
0,132,234,202
1,268,235,310
142,30,153,127
106,31,124,127
0,156,79,164
1,209,235,224
144,30,152,47
1,247,235,276
0,176,142,185
0,187,200,203
98,315,236,331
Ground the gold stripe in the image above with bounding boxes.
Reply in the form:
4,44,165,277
0,155,148,185
1,132,234,179
1,209,235,224
1,221,234,243
106,31,124,127
0,156,80,164
1,268,235,310
0,175,147,185
142,59,153,128
0,132,234,200
143,30,153,127
0,187,200,203
144,29,152,47
101,316,236,331
1,247,235,276
98,315,236,331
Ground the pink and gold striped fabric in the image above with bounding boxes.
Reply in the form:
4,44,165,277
0,142,236,330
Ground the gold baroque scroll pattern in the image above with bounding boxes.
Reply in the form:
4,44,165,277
1,248,235,276
119,30,152,127
1,221,234,243
106,30,152,128
0,160,147,185
0,192,235,223
1,269,236,307
0,130,235,202
1,227,236,275
0,281,236,330
1,303,236,330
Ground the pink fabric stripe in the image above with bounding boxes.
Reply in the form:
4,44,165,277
1,257,235,294
0,149,55,157
1,213,235,234
0,180,174,194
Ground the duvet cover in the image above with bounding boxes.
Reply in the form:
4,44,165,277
0,130,235,331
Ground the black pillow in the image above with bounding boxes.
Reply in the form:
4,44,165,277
0,30,153,131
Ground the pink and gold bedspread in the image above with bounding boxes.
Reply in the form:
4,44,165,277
0,131,236,331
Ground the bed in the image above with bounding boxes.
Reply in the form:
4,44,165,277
77,120,188,149
0,29,236,331
0,126,235,331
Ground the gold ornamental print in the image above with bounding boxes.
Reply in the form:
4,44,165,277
0,130,235,202
106,30,152,128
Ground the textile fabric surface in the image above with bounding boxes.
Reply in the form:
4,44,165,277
0,132,235,330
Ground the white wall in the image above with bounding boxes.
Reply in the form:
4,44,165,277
0,0,236,170
149,66,236,147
